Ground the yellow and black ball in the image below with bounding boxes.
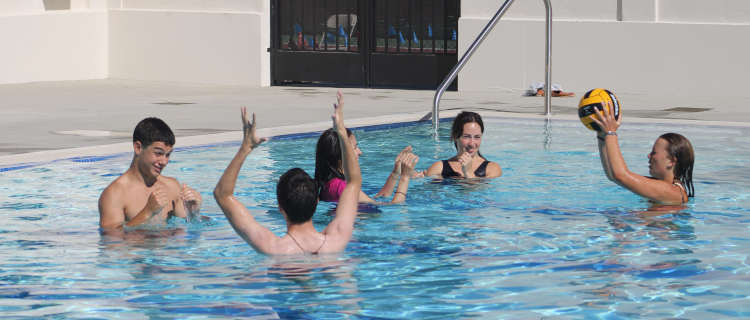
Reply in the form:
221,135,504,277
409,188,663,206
578,88,621,132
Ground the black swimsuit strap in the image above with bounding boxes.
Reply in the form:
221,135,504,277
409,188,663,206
441,159,491,178
441,160,459,177
474,161,490,177
287,232,326,255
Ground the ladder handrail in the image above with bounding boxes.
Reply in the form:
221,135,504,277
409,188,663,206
432,0,553,131
543,0,552,116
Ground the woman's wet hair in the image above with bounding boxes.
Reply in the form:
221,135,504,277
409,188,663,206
277,168,319,224
450,111,484,157
659,133,695,197
314,127,353,199
133,117,175,148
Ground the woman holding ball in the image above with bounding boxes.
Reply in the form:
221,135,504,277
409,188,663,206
413,111,502,179
590,101,694,204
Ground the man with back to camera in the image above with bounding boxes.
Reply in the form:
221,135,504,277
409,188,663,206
99,117,202,229
213,91,361,254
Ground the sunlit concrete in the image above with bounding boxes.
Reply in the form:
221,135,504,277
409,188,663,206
0,79,747,165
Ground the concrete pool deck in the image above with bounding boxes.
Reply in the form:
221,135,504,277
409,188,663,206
1,79,749,167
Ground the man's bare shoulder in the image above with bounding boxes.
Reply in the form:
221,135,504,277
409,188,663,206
158,175,180,187
100,176,129,200
158,176,182,194
99,177,129,222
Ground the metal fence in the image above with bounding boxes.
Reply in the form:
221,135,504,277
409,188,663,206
278,0,360,51
373,0,459,54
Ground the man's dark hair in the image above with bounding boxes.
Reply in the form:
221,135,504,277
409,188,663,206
277,168,319,224
133,117,175,148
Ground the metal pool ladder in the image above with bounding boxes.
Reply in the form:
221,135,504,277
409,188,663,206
432,0,553,131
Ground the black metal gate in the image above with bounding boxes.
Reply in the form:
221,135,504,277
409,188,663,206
272,0,459,88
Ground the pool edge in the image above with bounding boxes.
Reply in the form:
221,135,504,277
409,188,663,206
1,110,747,172
0,111,457,171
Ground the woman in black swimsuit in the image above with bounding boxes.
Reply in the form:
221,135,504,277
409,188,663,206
413,111,502,179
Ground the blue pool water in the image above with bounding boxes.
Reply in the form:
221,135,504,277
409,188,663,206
1,117,749,318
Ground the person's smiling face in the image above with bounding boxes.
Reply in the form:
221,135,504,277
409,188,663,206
136,141,173,177
457,122,482,156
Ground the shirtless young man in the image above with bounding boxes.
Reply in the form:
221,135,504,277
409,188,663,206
98,118,203,229
214,91,361,254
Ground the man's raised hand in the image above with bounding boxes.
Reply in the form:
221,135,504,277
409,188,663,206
241,107,269,151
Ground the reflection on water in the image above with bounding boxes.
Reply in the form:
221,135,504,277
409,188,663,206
607,203,694,240
0,119,748,318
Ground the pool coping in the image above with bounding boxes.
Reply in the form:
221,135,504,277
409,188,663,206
1,110,748,172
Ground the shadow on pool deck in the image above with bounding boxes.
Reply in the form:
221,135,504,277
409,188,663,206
0,79,748,161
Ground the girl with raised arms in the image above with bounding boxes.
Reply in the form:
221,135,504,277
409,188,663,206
315,128,419,204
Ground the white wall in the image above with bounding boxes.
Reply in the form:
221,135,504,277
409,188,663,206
619,0,656,22
121,0,263,13
463,0,750,24
0,11,107,85
458,0,750,97
0,0,747,93
463,0,618,21
108,10,264,86
109,0,271,86
0,0,46,15
0,0,270,86
660,0,750,24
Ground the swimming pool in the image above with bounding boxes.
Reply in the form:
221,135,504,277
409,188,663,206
1,116,749,318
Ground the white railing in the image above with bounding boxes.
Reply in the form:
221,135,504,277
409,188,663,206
432,0,553,132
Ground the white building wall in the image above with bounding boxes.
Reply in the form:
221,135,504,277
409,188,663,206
464,0,618,20
619,0,656,22
0,0,269,86
108,10,263,86
463,0,750,23
0,10,108,85
121,0,263,13
0,1,46,15
0,0,748,96
458,0,750,97
108,0,272,86
660,0,750,24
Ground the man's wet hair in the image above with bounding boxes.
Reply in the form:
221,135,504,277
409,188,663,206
277,168,319,224
133,117,175,148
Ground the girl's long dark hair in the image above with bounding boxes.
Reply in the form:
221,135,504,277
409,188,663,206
659,133,695,197
451,111,485,158
314,128,353,199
